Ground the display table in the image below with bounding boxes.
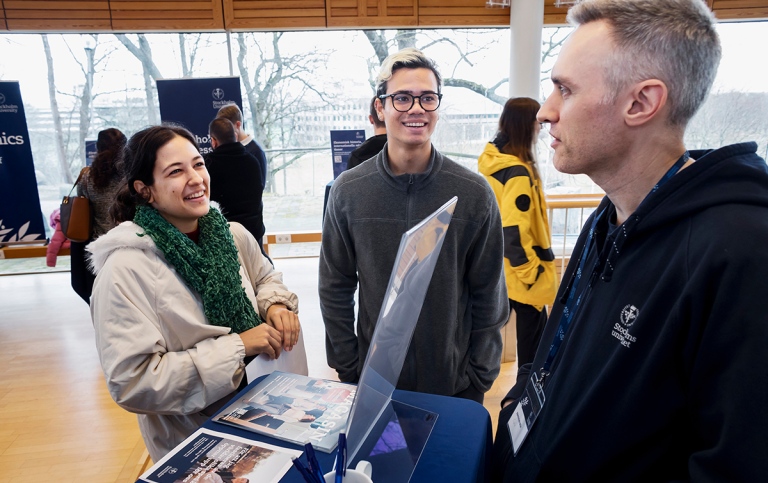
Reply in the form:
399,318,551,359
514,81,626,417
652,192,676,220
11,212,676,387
137,374,492,483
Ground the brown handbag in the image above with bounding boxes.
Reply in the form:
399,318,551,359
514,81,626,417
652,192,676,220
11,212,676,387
60,168,92,243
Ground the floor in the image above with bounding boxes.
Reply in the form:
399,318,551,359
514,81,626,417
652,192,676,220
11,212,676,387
0,256,517,482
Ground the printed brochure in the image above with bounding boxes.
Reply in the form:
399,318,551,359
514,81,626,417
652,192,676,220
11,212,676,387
213,371,356,453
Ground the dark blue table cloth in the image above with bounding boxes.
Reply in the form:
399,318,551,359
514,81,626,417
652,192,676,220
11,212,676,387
138,375,493,482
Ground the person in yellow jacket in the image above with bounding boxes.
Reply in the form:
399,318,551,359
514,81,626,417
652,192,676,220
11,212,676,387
478,97,557,367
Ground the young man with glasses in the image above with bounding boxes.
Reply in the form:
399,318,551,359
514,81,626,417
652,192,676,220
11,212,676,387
319,48,508,404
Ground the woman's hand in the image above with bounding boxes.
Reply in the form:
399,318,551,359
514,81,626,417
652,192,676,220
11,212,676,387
265,303,300,351
239,324,283,359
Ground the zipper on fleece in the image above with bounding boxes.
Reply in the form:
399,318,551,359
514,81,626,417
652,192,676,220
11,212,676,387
406,174,415,226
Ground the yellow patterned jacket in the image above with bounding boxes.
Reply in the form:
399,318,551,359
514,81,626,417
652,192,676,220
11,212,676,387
478,143,557,309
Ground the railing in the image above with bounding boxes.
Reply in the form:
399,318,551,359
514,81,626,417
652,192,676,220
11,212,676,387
1,190,603,275
546,193,603,280
263,193,605,272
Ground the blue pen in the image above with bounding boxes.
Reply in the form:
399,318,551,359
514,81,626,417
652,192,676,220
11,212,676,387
334,432,347,483
292,457,317,483
304,443,325,483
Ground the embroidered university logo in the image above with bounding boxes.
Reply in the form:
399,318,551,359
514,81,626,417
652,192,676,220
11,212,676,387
212,88,225,100
620,304,639,327
612,304,638,348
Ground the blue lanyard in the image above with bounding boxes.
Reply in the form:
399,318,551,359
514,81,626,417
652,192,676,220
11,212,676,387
540,152,689,377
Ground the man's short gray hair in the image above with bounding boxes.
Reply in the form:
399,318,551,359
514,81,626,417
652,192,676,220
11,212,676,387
568,0,721,126
376,48,442,96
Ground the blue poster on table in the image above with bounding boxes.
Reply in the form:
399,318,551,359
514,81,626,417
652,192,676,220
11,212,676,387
0,81,46,243
85,139,97,166
330,129,365,179
156,77,242,156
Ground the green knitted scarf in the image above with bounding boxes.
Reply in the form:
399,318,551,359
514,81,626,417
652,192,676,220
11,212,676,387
133,204,262,333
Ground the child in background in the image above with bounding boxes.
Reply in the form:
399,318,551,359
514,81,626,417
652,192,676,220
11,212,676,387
46,208,70,267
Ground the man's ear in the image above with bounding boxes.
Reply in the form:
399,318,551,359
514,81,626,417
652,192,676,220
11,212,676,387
235,120,243,133
210,136,219,149
625,79,667,127
375,98,385,121
133,180,153,204
368,114,375,125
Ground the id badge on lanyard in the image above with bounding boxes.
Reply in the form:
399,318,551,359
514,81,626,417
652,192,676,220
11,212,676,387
507,371,546,455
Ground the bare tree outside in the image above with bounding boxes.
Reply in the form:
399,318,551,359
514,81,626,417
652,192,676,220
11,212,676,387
115,34,163,125
2,24,766,235
234,31,341,191
41,34,112,184
41,34,70,184
179,33,203,78
686,91,768,155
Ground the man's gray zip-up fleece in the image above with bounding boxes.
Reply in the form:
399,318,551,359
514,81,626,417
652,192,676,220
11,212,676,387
319,145,508,396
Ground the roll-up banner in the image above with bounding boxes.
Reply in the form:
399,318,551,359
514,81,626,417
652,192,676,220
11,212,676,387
330,130,365,179
156,77,243,156
85,139,97,166
0,81,46,244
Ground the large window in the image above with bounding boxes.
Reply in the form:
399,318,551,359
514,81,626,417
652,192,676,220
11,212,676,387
1,24,766,236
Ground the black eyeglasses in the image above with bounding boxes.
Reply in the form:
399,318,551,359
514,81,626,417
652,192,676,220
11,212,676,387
378,92,443,112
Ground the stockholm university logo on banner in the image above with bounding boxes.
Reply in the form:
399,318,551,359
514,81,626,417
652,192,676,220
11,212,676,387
211,87,232,109
0,91,20,114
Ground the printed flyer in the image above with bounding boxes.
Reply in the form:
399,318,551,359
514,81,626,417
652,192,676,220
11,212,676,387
139,428,300,483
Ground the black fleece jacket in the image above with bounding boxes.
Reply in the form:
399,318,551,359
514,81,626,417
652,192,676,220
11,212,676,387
496,142,768,482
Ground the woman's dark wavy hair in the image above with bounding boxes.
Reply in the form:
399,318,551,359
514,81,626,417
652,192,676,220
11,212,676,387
110,124,199,224
495,97,542,181
91,128,126,190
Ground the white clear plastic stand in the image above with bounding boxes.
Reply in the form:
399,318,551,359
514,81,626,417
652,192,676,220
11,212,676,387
344,196,458,482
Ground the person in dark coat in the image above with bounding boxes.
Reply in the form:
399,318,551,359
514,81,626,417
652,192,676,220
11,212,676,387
346,96,387,171
205,117,269,259
216,103,268,190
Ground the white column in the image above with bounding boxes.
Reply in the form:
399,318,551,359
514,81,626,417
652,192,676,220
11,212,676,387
509,0,545,100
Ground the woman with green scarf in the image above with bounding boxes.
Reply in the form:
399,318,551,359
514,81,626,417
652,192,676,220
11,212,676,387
87,125,301,462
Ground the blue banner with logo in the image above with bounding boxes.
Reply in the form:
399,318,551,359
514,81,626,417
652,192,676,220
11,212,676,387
330,130,365,179
85,139,97,166
156,77,243,156
0,81,46,243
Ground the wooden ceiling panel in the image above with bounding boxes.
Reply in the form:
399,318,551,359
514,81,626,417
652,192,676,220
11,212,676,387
327,0,417,28
543,0,570,25
419,0,509,27
0,0,766,34
714,0,768,7
714,7,768,19
713,0,768,19
225,0,326,30
110,0,224,31
4,1,111,31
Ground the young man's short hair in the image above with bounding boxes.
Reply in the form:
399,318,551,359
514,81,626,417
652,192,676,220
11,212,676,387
216,103,244,125
375,48,442,97
209,117,237,145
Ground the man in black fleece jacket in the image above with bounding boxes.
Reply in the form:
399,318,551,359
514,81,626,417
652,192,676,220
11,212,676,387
492,0,768,481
